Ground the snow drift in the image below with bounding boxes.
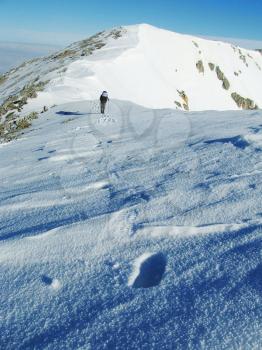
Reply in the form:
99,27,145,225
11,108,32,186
1,99,262,349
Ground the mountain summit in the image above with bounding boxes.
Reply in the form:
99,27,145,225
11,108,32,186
0,23,262,117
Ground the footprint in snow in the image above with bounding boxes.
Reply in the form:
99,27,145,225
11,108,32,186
128,252,167,288
34,146,44,152
41,275,62,291
97,116,116,124
38,156,49,161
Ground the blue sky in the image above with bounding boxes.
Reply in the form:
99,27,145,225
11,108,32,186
0,0,262,45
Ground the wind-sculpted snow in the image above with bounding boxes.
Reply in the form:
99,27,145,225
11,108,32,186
1,100,262,349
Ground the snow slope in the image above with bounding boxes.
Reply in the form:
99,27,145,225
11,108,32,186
1,22,262,349
1,24,262,112
1,100,262,349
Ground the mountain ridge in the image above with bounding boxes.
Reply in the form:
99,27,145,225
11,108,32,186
0,23,262,141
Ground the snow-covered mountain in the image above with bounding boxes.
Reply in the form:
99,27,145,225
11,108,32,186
1,24,262,349
0,23,262,116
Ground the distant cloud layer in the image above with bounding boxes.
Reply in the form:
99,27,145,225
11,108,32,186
202,35,262,50
0,28,87,46
0,42,61,74
0,27,89,74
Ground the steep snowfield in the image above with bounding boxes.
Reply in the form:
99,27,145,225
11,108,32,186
1,24,262,112
1,100,262,349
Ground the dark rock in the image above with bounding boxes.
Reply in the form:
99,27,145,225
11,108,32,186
196,60,204,74
216,66,230,90
231,92,258,110
208,63,215,71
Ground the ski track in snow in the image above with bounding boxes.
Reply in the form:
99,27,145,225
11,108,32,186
1,100,262,349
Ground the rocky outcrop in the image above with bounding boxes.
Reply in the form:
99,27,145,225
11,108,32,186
81,48,93,56
208,63,215,71
0,81,48,117
0,74,7,85
109,28,124,39
177,90,189,110
231,92,258,110
222,79,230,90
196,60,204,74
216,66,230,90
79,32,105,49
52,50,77,60
208,63,230,90
78,27,124,55
0,111,39,142
238,49,248,67
192,41,199,48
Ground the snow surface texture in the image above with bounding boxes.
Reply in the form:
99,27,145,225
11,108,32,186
1,24,262,111
1,99,262,349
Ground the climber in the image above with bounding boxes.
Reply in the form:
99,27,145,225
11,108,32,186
100,91,109,114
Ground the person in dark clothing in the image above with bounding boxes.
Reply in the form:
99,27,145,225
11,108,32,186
100,91,109,114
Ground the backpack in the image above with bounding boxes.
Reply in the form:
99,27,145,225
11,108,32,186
100,91,108,102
